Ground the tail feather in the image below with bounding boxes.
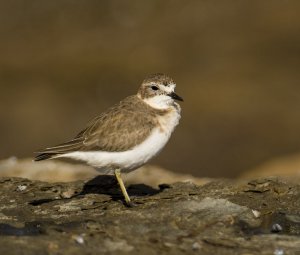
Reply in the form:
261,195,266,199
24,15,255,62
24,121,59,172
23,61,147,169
34,153,58,161
34,138,83,161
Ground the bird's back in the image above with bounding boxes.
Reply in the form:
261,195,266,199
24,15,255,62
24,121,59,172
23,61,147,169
35,95,169,161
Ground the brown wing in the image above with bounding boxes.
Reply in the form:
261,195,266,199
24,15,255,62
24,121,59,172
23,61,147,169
78,96,157,151
35,96,157,160
35,137,84,154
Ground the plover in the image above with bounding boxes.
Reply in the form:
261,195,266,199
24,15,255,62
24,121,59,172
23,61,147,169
35,73,183,206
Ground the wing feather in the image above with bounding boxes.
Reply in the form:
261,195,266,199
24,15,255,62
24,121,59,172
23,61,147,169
34,96,159,161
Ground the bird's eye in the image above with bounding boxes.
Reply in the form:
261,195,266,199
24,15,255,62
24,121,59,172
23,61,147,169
151,86,159,91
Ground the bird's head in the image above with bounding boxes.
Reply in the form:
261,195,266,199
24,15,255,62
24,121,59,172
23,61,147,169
137,73,183,109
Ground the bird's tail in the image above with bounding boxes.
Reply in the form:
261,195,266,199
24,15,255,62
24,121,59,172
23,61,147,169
34,137,83,161
34,153,58,161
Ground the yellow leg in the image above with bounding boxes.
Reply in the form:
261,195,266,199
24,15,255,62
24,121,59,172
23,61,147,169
114,169,132,206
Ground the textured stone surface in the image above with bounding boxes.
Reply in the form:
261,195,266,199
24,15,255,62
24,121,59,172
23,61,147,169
0,157,209,185
0,177,299,254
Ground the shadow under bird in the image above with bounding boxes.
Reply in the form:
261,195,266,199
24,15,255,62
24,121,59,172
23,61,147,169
34,73,183,206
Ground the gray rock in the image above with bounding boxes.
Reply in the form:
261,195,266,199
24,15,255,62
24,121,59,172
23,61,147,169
0,177,299,254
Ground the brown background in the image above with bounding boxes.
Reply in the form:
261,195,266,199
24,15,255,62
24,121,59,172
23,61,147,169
1,1,300,177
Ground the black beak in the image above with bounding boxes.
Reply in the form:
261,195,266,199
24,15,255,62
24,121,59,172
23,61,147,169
169,92,184,102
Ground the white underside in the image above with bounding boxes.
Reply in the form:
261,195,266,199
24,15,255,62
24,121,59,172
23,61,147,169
56,108,181,174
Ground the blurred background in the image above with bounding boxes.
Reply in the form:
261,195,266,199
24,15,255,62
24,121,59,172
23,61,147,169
1,0,300,179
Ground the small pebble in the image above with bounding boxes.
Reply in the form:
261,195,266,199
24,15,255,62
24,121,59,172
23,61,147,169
72,235,85,245
192,242,202,250
164,242,174,248
61,189,76,198
16,185,27,192
252,209,261,218
271,223,283,233
274,248,284,255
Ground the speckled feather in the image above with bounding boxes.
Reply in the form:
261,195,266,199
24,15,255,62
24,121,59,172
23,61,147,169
36,96,169,157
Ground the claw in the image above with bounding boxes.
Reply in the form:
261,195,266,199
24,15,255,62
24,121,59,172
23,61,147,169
126,201,138,208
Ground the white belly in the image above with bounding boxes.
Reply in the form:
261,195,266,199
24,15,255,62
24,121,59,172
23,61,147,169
59,109,181,174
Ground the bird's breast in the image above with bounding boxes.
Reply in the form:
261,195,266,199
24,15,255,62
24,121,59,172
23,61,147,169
156,106,181,134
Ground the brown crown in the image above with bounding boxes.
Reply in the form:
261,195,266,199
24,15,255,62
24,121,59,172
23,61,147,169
142,73,174,86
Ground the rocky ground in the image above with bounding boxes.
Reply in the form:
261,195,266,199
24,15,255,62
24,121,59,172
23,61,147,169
0,176,299,254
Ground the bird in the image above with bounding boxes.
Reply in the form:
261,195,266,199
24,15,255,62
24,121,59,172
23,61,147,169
34,73,183,206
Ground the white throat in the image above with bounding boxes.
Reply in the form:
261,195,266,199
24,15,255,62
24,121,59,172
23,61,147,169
143,95,174,110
